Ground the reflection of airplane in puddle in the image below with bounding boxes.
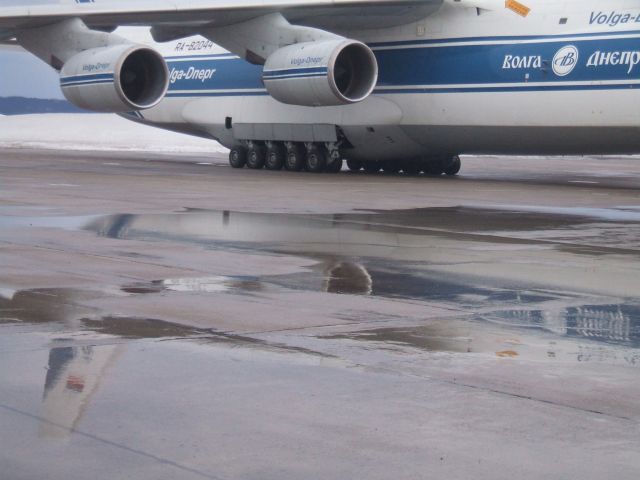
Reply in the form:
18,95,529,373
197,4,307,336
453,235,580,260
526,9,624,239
158,262,372,296
321,262,372,296
87,210,639,347
88,209,640,299
491,305,638,348
0,288,123,439
41,343,123,439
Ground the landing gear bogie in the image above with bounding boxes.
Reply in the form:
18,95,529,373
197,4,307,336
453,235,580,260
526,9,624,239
228,140,461,178
363,161,381,174
401,160,421,176
346,159,363,172
382,160,401,174
325,158,343,173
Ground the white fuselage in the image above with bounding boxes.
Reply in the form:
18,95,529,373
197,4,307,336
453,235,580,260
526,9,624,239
121,0,640,160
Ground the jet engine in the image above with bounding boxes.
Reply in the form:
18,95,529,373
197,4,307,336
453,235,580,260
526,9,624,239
60,44,169,112
262,39,378,107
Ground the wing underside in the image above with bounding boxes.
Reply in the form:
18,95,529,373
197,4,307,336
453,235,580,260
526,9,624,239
0,0,443,34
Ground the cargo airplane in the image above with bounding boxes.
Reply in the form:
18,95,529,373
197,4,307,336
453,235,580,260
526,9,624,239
2,0,640,175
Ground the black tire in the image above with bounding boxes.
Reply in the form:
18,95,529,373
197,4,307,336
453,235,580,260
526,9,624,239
246,145,266,169
265,144,285,171
443,155,462,176
285,144,305,171
325,158,343,173
229,146,247,169
305,146,327,173
363,161,381,174
422,157,445,175
401,160,421,175
346,159,363,172
382,160,401,174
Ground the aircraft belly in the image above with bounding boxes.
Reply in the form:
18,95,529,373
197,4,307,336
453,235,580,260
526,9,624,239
400,125,640,155
390,89,640,154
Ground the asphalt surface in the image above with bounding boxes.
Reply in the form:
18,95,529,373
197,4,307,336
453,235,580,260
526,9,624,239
1,148,640,480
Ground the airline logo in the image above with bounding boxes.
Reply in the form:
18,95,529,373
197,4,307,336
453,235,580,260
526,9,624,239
590,11,640,28
169,67,216,84
291,56,324,66
502,55,542,70
552,45,579,76
587,50,640,74
502,45,580,77
82,62,110,72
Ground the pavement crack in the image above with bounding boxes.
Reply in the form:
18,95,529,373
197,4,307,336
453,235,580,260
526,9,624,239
0,403,227,480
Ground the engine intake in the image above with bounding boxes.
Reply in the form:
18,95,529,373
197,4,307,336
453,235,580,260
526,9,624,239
263,39,378,107
60,44,169,112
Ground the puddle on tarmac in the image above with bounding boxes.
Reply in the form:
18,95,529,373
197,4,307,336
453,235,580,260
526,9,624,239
321,324,474,354
121,276,264,295
483,304,640,348
316,321,640,366
3,206,640,350
81,316,205,339
0,287,334,360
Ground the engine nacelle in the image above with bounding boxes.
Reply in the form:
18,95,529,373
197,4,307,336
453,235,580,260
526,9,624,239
262,39,378,107
60,44,169,112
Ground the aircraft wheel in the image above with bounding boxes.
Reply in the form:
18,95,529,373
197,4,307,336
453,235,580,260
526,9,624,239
325,158,343,173
401,160,421,175
382,160,401,174
285,144,305,171
363,161,381,174
305,146,328,173
265,143,285,171
346,159,363,172
422,157,445,175
246,145,266,169
229,146,247,169
443,155,461,176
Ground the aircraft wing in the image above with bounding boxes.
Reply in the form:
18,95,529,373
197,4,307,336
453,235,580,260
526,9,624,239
0,0,445,33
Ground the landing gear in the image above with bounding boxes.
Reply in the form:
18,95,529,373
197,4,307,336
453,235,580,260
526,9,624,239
246,144,266,169
382,160,401,174
229,146,247,169
228,139,461,178
285,143,305,171
401,159,421,175
363,161,381,173
265,143,285,171
346,159,363,172
443,155,461,176
305,145,328,173
325,158,343,173
422,156,445,175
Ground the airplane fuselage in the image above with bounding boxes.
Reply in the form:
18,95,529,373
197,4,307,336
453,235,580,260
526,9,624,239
115,2,640,160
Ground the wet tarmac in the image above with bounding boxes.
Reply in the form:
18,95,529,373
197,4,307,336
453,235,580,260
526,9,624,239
1,149,640,479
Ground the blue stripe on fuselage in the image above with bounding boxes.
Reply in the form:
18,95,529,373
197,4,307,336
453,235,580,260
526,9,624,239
60,73,114,84
164,32,640,98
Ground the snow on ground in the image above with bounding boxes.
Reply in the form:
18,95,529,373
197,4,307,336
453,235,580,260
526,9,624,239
0,113,228,153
